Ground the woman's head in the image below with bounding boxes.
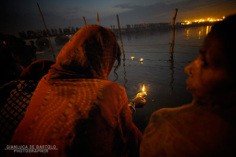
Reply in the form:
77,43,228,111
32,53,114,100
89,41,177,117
50,25,121,80
184,14,236,103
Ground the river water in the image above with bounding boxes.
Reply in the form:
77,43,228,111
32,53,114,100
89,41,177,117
25,25,212,132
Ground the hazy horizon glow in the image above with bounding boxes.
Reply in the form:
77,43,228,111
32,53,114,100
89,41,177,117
0,0,235,34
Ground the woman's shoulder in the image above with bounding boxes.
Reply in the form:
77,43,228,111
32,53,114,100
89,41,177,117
142,104,236,156
147,103,235,136
150,103,194,118
147,103,223,131
101,80,125,92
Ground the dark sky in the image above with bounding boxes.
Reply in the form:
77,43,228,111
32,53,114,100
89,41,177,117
1,0,236,34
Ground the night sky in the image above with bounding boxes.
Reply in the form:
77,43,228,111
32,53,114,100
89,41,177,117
1,0,236,34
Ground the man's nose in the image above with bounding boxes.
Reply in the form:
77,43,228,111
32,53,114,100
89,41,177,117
184,61,194,76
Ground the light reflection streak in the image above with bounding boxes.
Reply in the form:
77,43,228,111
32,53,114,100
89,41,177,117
186,29,189,40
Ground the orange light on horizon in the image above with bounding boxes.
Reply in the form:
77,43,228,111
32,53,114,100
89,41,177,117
182,16,224,25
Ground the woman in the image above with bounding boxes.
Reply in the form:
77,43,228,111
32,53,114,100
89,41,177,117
8,25,144,157
140,14,236,156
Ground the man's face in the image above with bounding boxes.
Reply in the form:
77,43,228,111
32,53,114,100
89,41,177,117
184,33,232,101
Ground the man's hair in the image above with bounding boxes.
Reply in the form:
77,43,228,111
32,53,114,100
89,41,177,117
30,41,34,44
209,14,236,78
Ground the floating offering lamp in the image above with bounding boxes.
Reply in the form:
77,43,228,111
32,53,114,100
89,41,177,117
140,58,144,62
137,84,147,98
131,56,135,60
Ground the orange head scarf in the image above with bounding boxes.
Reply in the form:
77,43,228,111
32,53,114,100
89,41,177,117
48,25,119,80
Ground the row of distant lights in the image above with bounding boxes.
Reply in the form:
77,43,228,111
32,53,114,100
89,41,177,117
182,16,225,25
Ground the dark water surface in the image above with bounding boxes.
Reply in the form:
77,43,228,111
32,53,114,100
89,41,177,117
28,25,212,132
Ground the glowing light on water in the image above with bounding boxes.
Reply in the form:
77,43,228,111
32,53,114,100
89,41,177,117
186,29,189,40
206,26,209,35
199,31,201,39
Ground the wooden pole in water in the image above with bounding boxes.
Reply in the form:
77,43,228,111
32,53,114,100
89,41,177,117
83,16,87,25
116,15,127,89
97,12,100,25
37,3,56,60
116,14,125,60
171,8,178,59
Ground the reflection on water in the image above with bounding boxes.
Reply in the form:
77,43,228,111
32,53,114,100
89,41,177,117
199,31,201,39
186,29,189,40
123,46,176,93
206,26,212,35
206,26,209,35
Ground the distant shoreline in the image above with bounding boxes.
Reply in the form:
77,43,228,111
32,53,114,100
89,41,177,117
16,22,216,40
